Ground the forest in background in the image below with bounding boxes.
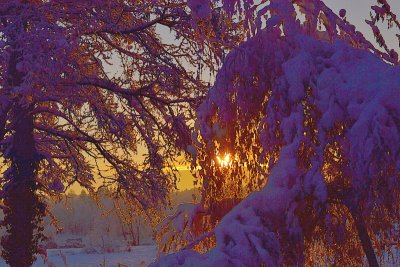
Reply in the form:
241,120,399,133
0,188,199,253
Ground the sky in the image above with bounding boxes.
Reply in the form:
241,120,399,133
324,0,399,51
70,0,399,193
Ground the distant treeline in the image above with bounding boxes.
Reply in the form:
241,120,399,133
0,188,199,252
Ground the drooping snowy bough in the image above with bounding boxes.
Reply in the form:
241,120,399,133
153,1,400,266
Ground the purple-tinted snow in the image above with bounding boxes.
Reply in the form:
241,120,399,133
151,22,400,267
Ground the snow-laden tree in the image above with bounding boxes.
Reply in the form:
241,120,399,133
154,0,400,266
0,1,240,266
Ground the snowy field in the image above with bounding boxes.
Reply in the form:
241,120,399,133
0,245,157,267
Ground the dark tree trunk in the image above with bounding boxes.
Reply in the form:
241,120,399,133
352,208,379,267
1,110,43,267
1,48,43,266
136,219,140,246
345,200,379,267
129,223,137,246
114,202,130,244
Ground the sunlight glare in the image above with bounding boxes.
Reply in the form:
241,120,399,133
216,153,232,168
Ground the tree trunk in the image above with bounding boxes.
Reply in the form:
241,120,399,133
1,48,43,266
136,218,140,246
113,201,129,244
129,222,137,246
2,109,43,267
350,205,379,267
1,109,43,267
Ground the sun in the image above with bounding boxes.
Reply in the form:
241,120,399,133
216,153,232,168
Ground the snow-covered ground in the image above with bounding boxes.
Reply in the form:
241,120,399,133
0,245,157,267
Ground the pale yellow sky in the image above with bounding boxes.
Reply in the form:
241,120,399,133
67,166,196,194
